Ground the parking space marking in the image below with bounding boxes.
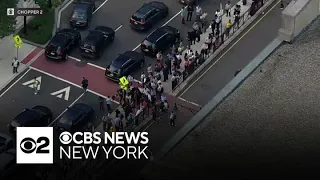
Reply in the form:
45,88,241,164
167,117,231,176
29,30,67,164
115,24,123,32
50,86,71,101
49,93,85,126
30,66,119,104
0,68,31,98
93,0,110,14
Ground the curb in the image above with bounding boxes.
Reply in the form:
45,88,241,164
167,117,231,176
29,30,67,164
0,49,44,93
172,0,277,96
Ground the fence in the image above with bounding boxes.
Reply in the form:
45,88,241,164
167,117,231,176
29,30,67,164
172,0,266,91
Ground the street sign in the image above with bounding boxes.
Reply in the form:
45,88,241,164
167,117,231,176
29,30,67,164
50,86,71,101
22,76,42,90
13,35,23,45
15,43,21,48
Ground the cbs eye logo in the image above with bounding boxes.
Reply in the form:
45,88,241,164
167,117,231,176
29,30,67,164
59,132,72,144
20,137,50,154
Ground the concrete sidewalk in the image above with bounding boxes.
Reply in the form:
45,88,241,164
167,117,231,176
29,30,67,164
161,0,252,94
0,0,42,92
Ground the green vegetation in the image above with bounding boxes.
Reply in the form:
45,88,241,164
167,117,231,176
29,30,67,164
18,0,63,44
0,0,18,37
18,9,55,45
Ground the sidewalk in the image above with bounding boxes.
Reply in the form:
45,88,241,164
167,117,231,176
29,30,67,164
161,0,253,94
0,0,42,92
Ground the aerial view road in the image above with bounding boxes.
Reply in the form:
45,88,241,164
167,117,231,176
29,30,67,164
178,0,282,106
0,0,279,179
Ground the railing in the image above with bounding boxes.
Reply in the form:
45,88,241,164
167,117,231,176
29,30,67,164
172,0,267,91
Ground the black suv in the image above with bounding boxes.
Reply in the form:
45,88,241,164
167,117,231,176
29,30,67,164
8,106,53,134
80,26,115,58
141,26,180,55
130,1,168,30
105,51,145,81
70,0,95,28
45,29,81,60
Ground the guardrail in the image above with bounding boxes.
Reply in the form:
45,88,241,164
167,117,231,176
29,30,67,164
172,0,267,91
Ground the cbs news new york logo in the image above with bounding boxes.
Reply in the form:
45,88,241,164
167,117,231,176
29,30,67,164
16,127,53,164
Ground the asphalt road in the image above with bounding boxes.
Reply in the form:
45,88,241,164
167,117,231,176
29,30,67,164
60,0,238,78
179,0,282,106
0,69,118,135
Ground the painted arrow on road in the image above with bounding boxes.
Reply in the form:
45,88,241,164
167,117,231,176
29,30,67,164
50,86,70,101
22,76,41,90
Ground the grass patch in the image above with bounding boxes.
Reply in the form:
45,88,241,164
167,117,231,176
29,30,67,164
19,9,55,45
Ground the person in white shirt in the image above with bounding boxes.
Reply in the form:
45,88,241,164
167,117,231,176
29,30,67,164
195,5,202,21
147,64,153,74
156,51,162,61
12,57,19,73
215,9,222,31
140,71,146,83
127,74,134,86
105,96,113,112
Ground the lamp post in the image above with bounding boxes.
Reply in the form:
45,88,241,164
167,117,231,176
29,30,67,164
23,0,27,34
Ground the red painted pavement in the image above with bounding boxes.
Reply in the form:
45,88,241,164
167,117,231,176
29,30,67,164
21,47,42,64
31,54,201,111
31,54,119,97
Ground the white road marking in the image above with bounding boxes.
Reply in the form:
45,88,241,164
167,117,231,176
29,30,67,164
30,66,119,104
49,93,85,126
93,0,110,14
115,25,123,32
87,62,106,70
50,86,71,101
177,97,201,108
22,76,42,90
0,68,31,98
132,9,183,51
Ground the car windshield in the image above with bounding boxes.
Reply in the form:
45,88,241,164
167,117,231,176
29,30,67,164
132,14,144,22
72,10,87,20
59,116,72,126
143,39,154,47
82,44,95,51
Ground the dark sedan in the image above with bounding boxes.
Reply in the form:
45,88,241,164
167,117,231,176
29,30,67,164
141,25,180,55
105,51,145,81
70,0,95,28
80,26,115,58
130,1,168,31
8,106,52,134
55,103,94,132
45,29,81,60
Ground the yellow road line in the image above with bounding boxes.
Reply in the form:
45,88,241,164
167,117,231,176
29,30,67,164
179,0,281,97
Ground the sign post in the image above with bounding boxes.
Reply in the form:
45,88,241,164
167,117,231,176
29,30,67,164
13,35,23,59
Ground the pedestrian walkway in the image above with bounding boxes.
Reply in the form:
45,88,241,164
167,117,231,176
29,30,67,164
161,0,253,94
0,0,42,91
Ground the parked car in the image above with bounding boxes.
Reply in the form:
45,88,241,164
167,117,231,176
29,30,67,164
55,103,94,132
141,25,180,55
70,0,95,28
8,106,53,134
105,51,145,81
180,0,199,5
80,26,115,58
130,1,168,30
0,134,13,153
0,149,18,179
45,29,81,60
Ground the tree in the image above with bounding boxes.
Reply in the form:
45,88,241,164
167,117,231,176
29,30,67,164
0,0,18,37
34,0,49,10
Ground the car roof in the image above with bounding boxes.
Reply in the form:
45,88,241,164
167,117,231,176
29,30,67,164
74,2,90,10
94,26,114,34
14,109,41,124
0,152,15,171
136,3,154,17
50,33,70,46
146,27,169,43
113,54,131,66
123,51,143,60
65,103,92,121
84,31,104,45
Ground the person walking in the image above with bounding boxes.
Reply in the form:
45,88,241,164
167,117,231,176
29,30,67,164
215,9,222,32
106,95,113,112
225,19,232,37
169,111,176,126
33,77,40,95
98,96,105,111
187,4,194,21
180,6,187,24
225,1,231,17
195,5,202,22
12,57,19,73
81,77,88,93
